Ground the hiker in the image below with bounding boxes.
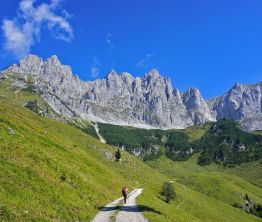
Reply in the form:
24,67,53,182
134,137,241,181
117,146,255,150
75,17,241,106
122,186,128,204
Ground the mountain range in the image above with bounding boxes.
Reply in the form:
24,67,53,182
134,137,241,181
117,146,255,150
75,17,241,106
1,54,262,130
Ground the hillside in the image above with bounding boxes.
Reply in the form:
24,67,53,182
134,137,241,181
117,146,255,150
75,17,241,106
194,119,262,166
0,90,169,221
98,120,262,166
147,154,262,220
0,77,262,221
0,73,98,138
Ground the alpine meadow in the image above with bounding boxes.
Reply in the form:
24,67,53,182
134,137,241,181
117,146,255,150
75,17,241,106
1,1,262,222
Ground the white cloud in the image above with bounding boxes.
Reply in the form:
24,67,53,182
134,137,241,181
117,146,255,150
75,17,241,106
145,53,154,59
2,20,34,59
136,53,155,68
90,57,101,78
1,0,74,58
105,33,115,50
50,0,62,9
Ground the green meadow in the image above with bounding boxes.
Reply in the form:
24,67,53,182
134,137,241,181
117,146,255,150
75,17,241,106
0,76,262,221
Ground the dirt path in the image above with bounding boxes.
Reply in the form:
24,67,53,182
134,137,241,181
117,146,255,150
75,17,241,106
116,189,147,222
92,189,147,222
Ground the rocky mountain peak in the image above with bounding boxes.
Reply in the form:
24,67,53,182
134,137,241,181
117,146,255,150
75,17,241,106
233,82,242,88
1,54,261,131
120,72,134,85
183,87,201,98
172,88,181,97
228,83,246,94
144,69,160,79
4,54,71,77
106,69,118,79
182,87,215,124
21,54,42,64
44,55,73,78
5,54,44,75
46,55,61,65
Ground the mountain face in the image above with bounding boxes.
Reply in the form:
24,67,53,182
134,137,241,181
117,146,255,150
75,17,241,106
1,54,262,130
211,83,262,130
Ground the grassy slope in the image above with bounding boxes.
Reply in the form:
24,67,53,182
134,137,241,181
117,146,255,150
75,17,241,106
1,100,261,222
0,96,170,221
254,131,262,136
223,161,262,188
183,122,262,187
0,78,261,221
147,155,262,220
98,121,211,146
181,122,211,142
0,74,98,139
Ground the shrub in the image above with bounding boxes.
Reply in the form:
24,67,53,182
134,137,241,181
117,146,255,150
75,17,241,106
115,148,121,161
25,100,38,113
160,181,176,203
60,174,66,182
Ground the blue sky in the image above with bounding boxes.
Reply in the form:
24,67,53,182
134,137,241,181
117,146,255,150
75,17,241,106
0,0,262,98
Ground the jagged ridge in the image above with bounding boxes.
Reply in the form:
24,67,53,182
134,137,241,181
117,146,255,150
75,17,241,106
1,54,262,130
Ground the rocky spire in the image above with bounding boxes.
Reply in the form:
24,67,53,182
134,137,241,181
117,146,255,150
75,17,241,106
105,69,118,79
5,54,43,75
183,88,215,124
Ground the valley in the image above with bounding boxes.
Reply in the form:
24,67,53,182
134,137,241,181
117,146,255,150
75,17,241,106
0,75,262,221
1,1,262,221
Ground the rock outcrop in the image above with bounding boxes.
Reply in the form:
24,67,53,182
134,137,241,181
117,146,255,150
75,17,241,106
1,54,262,130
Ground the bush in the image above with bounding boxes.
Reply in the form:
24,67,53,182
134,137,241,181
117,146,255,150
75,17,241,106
22,84,35,92
60,174,66,182
160,182,176,203
115,148,121,161
233,194,262,219
25,100,38,113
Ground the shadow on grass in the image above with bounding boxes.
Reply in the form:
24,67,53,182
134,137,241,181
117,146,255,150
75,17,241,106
157,195,167,203
137,205,162,215
97,204,162,215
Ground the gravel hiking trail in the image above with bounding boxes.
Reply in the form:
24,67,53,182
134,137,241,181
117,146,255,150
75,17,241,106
92,188,148,222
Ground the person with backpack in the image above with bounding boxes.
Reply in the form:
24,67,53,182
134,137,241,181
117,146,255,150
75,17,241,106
122,186,128,204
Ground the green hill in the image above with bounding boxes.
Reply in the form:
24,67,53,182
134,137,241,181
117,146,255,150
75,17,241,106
146,154,262,220
194,119,262,166
98,119,262,167
98,122,211,161
0,76,262,221
0,91,168,221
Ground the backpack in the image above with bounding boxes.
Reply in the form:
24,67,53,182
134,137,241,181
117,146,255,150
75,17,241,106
122,187,128,194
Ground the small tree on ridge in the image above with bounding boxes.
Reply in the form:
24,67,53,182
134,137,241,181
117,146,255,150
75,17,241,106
115,148,121,161
160,181,176,203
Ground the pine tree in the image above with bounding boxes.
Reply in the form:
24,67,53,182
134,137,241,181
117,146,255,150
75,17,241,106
115,148,121,161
